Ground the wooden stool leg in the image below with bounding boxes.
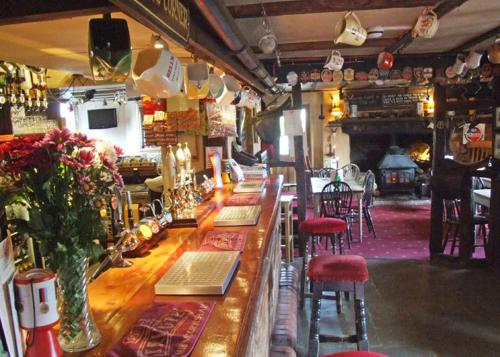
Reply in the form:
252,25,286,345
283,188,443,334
300,233,309,309
308,282,323,357
354,283,369,350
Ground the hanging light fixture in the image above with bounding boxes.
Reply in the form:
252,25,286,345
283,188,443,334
258,3,278,55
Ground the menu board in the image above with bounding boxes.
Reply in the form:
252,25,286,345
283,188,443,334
343,90,427,109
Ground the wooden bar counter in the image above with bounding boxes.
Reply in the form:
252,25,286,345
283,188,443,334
77,176,283,357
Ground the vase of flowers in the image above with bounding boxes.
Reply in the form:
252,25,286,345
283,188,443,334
0,129,123,352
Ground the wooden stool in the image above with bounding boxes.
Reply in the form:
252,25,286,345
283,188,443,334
298,217,348,308
280,195,295,264
308,255,369,357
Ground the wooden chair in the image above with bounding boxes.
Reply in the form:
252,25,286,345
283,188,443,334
340,163,361,181
318,167,337,179
466,141,492,163
320,181,353,249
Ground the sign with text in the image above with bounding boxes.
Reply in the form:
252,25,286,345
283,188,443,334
111,0,190,45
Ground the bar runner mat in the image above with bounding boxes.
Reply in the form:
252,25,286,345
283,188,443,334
224,193,260,206
106,301,215,357
198,230,248,252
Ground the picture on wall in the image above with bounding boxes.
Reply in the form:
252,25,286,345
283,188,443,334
495,133,500,160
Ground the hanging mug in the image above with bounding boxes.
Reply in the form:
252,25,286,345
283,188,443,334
222,74,241,93
287,71,298,86
412,8,439,39
324,50,344,71
236,87,250,107
465,51,482,69
452,55,466,76
132,47,183,98
334,11,367,46
488,38,500,64
377,51,394,70
186,62,209,99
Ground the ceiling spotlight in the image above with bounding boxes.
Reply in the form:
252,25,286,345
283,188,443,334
151,34,167,49
83,89,96,102
103,98,108,106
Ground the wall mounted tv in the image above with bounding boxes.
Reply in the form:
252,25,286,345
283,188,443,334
88,108,118,129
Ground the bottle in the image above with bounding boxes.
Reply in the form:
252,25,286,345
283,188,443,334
175,143,186,186
182,142,192,173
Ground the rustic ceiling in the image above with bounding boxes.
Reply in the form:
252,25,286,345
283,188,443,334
0,12,191,76
226,0,500,63
0,0,498,87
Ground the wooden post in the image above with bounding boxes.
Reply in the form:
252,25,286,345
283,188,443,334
490,171,500,266
459,174,474,262
429,84,446,258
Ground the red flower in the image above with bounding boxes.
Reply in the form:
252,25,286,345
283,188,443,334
37,128,72,151
77,149,95,168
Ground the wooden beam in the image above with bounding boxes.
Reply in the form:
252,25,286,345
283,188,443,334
252,38,395,54
386,0,469,53
451,26,500,53
0,0,118,26
264,51,452,63
228,0,439,18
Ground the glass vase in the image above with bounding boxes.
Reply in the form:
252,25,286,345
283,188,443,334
56,255,101,352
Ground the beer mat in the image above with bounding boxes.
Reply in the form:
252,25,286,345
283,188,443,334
107,301,215,357
198,230,248,252
224,193,260,206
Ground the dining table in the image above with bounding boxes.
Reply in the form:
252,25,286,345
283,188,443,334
310,177,365,242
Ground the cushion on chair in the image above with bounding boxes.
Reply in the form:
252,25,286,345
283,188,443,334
323,352,388,357
299,217,347,234
307,255,368,283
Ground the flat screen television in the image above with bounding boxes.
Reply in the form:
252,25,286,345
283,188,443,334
88,108,118,129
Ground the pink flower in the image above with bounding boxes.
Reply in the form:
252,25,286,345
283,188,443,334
38,128,72,151
71,132,94,147
112,171,124,188
77,149,95,168
61,155,82,169
78,175,96,195
114,145,123,157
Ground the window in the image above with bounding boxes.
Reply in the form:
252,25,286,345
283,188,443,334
279,108,306,156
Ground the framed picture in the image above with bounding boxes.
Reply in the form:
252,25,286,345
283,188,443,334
495,133,500,159
495,107,500,130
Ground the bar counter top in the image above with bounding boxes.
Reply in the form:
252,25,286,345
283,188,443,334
77,176,283,356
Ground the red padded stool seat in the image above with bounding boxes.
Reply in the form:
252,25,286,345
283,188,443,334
324,352,388,357
308,255,368,283
299,217,347,234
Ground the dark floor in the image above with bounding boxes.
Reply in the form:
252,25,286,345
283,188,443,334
296,259,500,357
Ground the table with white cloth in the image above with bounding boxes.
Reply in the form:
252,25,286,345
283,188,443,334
310,177,365,242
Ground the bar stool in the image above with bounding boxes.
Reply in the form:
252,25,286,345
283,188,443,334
323,352,387,357
298,217,348,308
308,255,369,357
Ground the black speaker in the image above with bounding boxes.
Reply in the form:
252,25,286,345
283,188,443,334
89,17,131,83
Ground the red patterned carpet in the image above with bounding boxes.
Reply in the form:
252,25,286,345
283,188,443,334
312,204,432,260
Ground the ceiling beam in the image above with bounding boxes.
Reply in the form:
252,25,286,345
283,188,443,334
0,0,118,26
450,26,500,53
266,51,454,64
228,0,439,18
252,38,396,54
385,0,469,53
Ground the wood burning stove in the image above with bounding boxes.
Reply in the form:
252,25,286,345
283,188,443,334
377,146,418,194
